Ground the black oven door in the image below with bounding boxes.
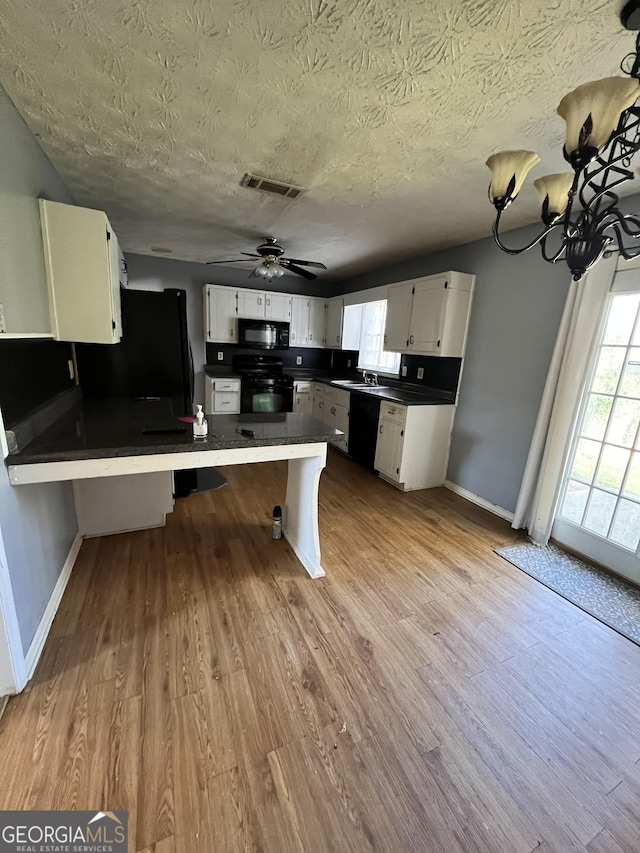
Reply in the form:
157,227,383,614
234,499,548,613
241,379,293,414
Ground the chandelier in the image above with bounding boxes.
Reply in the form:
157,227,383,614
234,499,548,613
486,0,640,281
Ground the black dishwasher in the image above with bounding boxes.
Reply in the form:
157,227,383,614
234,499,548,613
348,394,381,471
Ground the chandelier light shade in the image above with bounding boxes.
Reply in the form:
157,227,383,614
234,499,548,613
486,150,541,208
486,0,640,281
533,173,575,224
557,77,640,167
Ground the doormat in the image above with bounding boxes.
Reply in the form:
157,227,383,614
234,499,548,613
495,542,640,647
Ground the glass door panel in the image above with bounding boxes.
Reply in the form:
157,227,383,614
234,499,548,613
553,290,640,583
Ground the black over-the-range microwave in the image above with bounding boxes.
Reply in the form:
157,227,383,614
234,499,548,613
238,318,290,349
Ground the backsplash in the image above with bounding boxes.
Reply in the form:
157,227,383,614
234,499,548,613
400,354,462,395
331,349,359,373
0,339,74,428
206,343,333,370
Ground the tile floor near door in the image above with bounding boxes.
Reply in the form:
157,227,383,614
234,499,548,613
1,450,640,852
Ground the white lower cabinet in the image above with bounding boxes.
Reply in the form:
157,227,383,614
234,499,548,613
293,381,313,415
374,402,455,491
205,376,241,415
312,383,349,452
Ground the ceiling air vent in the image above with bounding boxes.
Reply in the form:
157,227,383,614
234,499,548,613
240,173,305,199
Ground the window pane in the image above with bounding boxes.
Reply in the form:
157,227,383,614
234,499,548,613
609,499,640,552
570,438,601,483
595,445,631,493
581,394,613,440
603,294,640,344
606,398,640,448
583,489,617,537
560,480,589,524
357,300,401,374
619,348,640,399
623,451,640,500
592,347,626,394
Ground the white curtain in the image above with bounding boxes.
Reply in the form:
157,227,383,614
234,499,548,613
512,251,617,544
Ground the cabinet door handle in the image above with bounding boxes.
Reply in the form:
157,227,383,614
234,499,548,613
331,406,336,415
258,297,262,305
409,335,415,344
266,298,270,306
229,326,234,335
379,425,384,434
319,401,324,408
310,334,313,341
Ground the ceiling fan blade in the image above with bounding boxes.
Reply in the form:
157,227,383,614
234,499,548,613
281,260,316,280
206,258,247,264
282,256,327,269
240,252,262,258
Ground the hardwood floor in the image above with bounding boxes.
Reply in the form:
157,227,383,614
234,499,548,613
2,449,640,852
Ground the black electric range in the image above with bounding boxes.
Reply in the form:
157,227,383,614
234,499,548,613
233,355,294,414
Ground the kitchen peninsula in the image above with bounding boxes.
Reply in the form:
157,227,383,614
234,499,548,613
7,397,341,579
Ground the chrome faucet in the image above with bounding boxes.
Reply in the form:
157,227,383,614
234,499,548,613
362,371,379,386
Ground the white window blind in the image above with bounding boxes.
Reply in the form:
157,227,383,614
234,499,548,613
357,300,401,375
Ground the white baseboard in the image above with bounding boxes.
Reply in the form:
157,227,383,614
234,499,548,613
443,480,514,522
24,531,83,681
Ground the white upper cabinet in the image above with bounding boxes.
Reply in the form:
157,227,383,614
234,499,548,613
205,285,238,343
236,289,265,318
264,292,292,322
290,296,326,347
384,284,413,353
308,297,327,347
39,199,122,344
326,298,343,348
384,271,475,357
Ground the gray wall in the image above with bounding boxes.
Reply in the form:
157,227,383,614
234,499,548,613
125,254,334,406
0,87,74,333
336,227,571,513
0,86,78,654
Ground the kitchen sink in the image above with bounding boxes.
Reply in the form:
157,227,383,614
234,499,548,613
330,379,371,388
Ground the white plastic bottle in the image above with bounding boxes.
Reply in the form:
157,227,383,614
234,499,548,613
193,404,208,440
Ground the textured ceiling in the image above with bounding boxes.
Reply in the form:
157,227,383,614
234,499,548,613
0,0,635,280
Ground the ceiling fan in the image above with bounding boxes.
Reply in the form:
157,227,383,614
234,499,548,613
207,237,327,280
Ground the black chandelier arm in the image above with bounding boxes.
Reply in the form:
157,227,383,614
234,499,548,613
579,108,640,215
540,233,568,264
491,212,565,256
599,208,640,240
604,222,640,260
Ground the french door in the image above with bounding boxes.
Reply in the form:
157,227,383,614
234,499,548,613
553,271,640,585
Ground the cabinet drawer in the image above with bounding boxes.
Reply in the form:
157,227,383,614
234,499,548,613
213,392,240,413
295,381,311,393
379,403,406,424
313,383,325,396
213,379,240,392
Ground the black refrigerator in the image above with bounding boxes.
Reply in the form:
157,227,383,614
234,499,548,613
75,288,194,416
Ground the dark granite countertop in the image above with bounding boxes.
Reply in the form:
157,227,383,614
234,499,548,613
7,398,342,466
204,366,242,378
311,377,455,406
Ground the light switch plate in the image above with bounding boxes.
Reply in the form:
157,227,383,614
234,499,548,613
296,356,302,365
217,351,224,360
417,367,424,379
401,365,407,377
347,359,351,368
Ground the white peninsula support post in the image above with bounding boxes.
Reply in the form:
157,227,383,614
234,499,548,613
283,442,327,579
